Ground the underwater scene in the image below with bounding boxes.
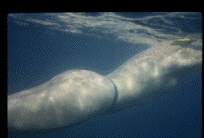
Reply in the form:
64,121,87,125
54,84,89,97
7,12,202,138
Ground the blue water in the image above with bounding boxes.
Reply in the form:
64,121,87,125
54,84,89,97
7,12,202,138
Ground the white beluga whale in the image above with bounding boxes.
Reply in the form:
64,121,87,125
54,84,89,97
8,41,202,134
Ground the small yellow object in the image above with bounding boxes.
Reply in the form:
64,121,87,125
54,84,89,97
170,38,193,46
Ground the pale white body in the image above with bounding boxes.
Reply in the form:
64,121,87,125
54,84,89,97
8,44,202,133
